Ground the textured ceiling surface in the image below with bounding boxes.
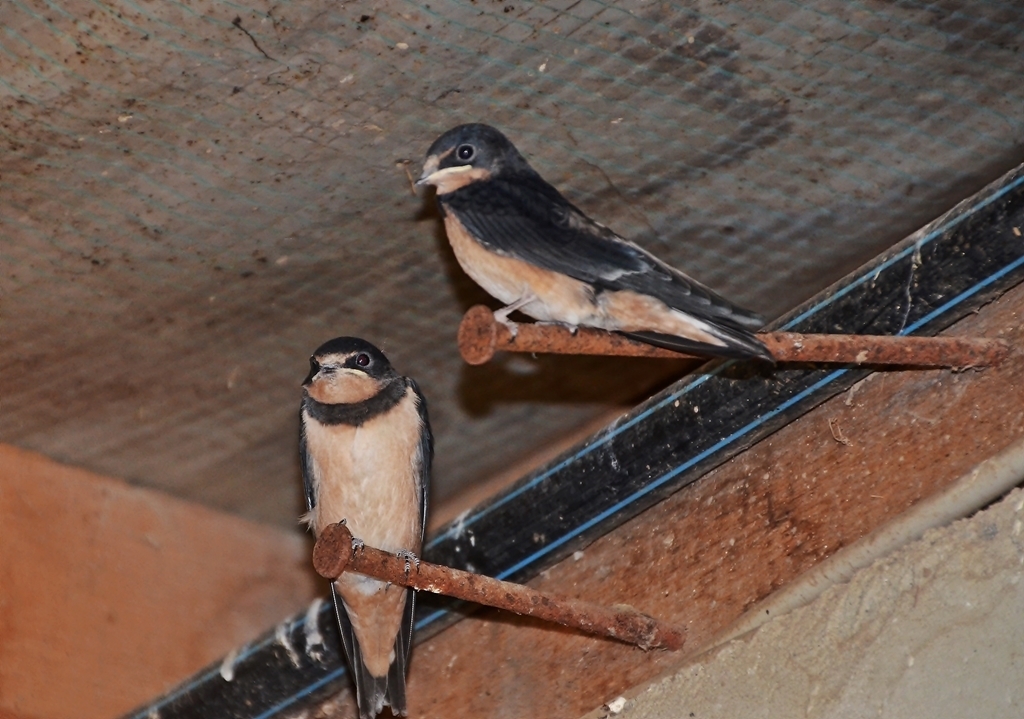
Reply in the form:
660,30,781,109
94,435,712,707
1,0,1022,530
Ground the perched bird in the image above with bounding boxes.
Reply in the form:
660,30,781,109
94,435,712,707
417,123,772,361
299,337,432,719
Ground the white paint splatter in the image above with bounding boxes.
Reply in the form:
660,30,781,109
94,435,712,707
607,696,627,713
219,647,240,682
304,597,326,662
276,620,301,668
451,509,471,540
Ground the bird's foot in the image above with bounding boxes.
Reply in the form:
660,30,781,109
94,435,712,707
395,549,420,574
338,519,365,551
537,320,579,335
493,296,536,340
496,315,519,339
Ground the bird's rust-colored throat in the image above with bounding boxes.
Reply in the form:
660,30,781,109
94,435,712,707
312,521,685,652
457,304,1011,368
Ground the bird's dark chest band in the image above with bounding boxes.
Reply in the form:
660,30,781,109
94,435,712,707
304,379,408,426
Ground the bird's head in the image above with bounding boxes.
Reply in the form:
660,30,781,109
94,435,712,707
417,123,530,194
303,337,398,405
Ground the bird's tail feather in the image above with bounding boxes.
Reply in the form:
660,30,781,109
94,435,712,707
331,585,388,719
621,327,774,363
383,588,416,716
718,305,766,332
331,584,416,719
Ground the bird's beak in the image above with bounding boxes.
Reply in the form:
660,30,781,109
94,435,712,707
417,156,440,186
303,361,333,387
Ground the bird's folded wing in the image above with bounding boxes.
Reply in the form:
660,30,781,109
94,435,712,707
447,176,763,331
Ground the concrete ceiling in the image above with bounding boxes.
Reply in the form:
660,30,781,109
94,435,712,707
2,0,1022,531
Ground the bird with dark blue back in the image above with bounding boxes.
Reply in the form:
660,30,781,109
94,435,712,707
299,337,432,719
418,123,772,362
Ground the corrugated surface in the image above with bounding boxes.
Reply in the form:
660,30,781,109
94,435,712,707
1,0,1022,528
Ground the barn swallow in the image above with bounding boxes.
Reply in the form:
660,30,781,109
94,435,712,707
300,337,432,719
417,123,772,361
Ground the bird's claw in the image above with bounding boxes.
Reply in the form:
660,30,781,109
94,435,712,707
504,319,520,340
494,296,537,340
537,320,578,335
395,549,420,574
339,519,365,552
493,311,519,339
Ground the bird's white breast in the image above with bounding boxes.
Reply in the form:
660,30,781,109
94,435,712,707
304,391,424,557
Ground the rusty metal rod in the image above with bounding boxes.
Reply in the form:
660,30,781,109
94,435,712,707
457,304,1011,367
312,521,685,651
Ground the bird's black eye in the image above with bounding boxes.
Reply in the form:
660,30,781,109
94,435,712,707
356,353,371,367
456,144,475,162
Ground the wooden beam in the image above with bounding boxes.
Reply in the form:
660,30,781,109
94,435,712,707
400,279,1024,719
0,445,319,719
